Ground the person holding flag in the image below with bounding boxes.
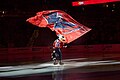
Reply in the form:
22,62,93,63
26,10,91,65
52,35,67,65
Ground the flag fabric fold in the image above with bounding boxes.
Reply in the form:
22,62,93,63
27,10,91,43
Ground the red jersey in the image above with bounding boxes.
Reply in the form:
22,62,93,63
53,39,64,48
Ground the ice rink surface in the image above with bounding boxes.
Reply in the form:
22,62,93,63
0,58,120,80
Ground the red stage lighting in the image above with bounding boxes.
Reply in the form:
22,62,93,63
72,0,120,6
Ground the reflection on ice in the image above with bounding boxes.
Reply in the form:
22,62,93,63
0,58,120,77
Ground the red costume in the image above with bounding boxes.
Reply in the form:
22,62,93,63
53,39,64,49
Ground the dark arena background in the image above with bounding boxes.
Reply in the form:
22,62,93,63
0,0,120,80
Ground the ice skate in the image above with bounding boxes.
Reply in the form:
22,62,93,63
59,61,64,65
53,60,58,65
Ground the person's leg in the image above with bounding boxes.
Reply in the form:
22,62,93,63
53,48,64,65
53,48,59,65
57,48,64,65
52,50,56,60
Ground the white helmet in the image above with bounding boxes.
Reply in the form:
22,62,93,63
58,34,66,42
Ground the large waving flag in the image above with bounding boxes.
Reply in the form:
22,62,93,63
26,10,91,43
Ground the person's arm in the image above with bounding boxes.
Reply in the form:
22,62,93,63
63,43,67,48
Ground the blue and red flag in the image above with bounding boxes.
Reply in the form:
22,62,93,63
26,10,91,43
